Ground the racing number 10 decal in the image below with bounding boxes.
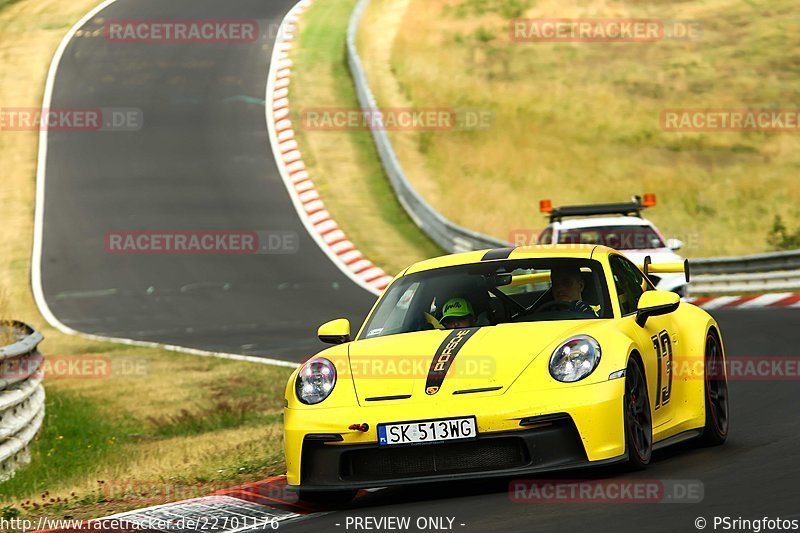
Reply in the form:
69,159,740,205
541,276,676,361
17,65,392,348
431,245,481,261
652,330,673,410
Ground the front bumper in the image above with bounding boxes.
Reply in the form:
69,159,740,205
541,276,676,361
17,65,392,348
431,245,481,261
296,415,625,491
284,378,626,488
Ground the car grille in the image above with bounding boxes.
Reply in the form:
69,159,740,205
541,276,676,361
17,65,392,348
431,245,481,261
340,437,529,481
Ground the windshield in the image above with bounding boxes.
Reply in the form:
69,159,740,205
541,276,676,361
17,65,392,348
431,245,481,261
359,258,612,340
557,225,665,250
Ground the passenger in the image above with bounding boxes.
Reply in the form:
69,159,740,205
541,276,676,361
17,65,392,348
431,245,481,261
440,297,477,329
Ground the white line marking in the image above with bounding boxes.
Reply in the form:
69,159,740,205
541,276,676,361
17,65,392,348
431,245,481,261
699,296,741,310
737,292,795,308
30,0,302,368
104,495,301,531
264,2,383,298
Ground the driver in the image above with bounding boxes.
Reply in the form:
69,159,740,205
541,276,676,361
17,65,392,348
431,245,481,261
440,297,476,329
549,266,596,316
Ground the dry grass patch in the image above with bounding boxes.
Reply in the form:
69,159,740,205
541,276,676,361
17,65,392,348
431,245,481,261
360,0,800,257
0,0,292,520
290,0,442,276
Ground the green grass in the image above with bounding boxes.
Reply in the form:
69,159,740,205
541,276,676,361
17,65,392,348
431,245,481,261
290,0,443,275
357,0,800,258
0,358,290,518
146,400,282,439
0,390,125,499
0,0,291,520
0,0,22,12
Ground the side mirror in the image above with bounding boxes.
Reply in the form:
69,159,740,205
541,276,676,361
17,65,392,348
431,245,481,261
666,238,684,251
318,318,351,344
494,273,513,287
635,291,680,327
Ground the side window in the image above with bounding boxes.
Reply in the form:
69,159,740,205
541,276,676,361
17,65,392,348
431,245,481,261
609,255,648,315
539,227,554,245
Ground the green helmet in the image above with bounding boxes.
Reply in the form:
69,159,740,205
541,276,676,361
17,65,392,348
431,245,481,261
441,297,474,321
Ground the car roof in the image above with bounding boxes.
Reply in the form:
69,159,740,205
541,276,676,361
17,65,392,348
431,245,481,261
551,216,653,230
402,244,617,275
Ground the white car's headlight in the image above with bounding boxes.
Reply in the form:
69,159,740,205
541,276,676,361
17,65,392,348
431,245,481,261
549,335,601,383
295,358,337,405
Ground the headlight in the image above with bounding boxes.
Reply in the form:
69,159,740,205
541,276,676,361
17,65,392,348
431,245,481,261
549,335,601,383
295,358,337,405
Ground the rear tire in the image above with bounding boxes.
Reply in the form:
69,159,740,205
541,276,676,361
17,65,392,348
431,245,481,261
700,331,729,446
624,355,652,469
298,489,357,506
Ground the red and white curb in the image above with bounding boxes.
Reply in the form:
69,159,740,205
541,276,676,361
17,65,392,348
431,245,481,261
686,293,800,310
31,0,303,367
43,476,332,532
265,0,392,297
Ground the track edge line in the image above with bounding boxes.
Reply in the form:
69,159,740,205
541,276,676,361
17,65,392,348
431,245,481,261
30,0,298,368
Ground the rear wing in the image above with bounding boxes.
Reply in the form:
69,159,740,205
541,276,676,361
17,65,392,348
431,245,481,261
640,257,690,284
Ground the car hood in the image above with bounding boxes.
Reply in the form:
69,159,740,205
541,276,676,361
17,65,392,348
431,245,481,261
345,321,602,404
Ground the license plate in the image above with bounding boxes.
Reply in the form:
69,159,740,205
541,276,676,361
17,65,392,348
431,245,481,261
377,416,477,446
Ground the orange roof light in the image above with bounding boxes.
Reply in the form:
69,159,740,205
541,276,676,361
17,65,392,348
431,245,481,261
642,193,657,207
540,199,553,213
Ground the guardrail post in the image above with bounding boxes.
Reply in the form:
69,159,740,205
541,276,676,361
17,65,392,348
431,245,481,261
0,321,45,482
689,250,800,295
346,0,506,253
345,0,800,291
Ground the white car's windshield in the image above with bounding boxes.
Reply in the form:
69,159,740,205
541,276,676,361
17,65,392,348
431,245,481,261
359,258,612,340
558,225,665,250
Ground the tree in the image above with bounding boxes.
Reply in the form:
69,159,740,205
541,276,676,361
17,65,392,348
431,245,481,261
767,215,800,251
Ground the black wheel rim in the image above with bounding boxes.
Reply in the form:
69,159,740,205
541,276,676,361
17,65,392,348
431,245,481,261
625,361,652,460
706,335,729,436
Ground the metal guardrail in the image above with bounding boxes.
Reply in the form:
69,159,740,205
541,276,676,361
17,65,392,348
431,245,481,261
346,0,506,253
346,0,800,294
0,321,45,482
689,250,800,294
690,270,800,294
691,249,800,274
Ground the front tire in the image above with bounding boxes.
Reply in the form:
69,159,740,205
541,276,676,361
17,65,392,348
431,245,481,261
700,331,729,446
624,355,653,469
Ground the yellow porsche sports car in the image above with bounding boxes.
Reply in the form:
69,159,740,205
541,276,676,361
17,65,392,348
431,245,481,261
283,245,729,503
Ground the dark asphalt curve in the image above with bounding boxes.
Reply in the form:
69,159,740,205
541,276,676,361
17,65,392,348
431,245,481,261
279,308,800,533
39,0,376,361
40,2,800,530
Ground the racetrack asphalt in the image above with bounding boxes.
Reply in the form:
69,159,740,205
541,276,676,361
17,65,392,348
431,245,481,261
39,0,376,362
274,308,800,533
37,0,800,531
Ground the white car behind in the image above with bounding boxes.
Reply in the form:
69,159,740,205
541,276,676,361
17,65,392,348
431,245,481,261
536,196,688,295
